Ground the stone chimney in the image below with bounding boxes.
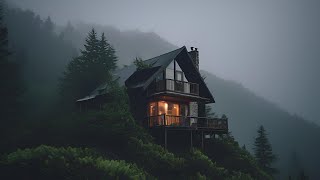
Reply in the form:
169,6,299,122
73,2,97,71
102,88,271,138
188,47,199,70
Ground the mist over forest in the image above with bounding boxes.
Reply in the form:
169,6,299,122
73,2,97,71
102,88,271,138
1,0,319,179
9,0,320,126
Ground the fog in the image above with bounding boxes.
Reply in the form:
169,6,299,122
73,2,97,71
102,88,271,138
10,0,320,124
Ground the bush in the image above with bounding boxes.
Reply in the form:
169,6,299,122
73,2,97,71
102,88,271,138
0,145,149,180
184,148,228,179
127,137,185,179
204,136,271,180
226,172,255,180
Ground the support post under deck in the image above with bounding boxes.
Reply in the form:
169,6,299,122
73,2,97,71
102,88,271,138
201,131,204,149
190,130,193,148
164,128,167,149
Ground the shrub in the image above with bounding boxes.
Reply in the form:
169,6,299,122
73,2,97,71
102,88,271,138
127,137,185,179
204,137,272,180
184,148,228,179
0,145,149,180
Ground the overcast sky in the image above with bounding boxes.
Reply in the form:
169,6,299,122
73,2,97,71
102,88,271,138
10,0,320,124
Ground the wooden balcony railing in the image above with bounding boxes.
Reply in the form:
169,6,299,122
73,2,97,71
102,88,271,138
147,115,228,131
147,79,199,96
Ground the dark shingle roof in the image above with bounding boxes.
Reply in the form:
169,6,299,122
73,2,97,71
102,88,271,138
77,46,215,103
125,46,185,89
77,47,185,102
125,66,160,88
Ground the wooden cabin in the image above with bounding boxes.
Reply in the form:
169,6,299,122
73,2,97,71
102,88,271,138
77,46,228,149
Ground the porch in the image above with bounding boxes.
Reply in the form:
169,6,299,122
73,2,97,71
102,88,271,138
147,115,228,132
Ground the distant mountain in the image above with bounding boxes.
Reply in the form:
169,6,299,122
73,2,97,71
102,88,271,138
202,70,320,179
58,22,177,66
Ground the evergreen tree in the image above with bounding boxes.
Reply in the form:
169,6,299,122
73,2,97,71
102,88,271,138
133,57,153,70
242,144,247,151
205,104,216,118
253,125,277,175
59,28,118,107
0,2,22,116
98,32,117,71
43,16,54,33
0,1,23,135
0,1,9,58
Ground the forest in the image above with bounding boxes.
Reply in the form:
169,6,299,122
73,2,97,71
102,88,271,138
0,1,318,179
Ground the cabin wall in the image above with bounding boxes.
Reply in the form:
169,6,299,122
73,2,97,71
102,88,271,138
198,102,206,117
189,102,198,117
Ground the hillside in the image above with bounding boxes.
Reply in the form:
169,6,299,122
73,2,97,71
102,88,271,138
202,70,320,179
2,5,319,179
61,22,320,179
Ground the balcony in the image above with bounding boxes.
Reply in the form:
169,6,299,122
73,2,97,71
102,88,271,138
147,115,228,132
147,79,199,96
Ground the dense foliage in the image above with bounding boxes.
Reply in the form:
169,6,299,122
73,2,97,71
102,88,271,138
59,29,117,107
0,145,148,180
204,134,272,180
0,1,23,151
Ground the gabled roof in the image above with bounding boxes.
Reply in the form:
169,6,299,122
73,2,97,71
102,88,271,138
125,46,185,89
77,46,215,103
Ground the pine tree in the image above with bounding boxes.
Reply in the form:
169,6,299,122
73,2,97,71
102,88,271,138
0,1,9,58
133,57,153,70
98,32,117,71
0,1,23,124
59,28,118,107
43,16,54,33
253,125,277,175
205,104,216,118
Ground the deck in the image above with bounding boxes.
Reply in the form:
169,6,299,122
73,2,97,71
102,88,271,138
147,115,228,133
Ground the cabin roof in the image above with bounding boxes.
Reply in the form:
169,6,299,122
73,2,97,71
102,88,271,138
77,46,215,103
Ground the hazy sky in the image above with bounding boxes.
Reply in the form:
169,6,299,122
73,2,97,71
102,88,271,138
10,0,320,124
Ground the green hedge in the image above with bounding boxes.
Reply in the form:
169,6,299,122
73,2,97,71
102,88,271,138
0,145,149,180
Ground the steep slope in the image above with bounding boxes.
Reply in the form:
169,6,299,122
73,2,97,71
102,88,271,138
61,22,320,179
202,70,320,179
5,4,319,178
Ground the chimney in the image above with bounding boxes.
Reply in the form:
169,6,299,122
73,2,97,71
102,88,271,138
188,47,199,70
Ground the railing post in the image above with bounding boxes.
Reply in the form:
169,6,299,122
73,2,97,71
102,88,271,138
190,130,193,148
164,128,167,149
165,79,167,91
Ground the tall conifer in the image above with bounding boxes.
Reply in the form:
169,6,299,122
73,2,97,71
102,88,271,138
0,1,23,125
60,28,118,107
253,125,277,175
